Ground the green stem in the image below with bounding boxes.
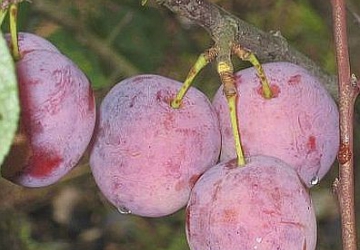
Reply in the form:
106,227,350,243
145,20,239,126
170,48,217,109
232,44,272,99
160,0,253,166
227,94,245,166
217,61,246,166
9,3,19,60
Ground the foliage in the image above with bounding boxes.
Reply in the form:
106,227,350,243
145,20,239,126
0,31,19,169
1,0,360,249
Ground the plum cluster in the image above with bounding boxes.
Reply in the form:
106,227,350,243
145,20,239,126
2,33,340,250
88,62,338,249
185,62,338,250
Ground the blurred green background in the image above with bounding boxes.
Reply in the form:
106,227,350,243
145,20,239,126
1,0,360,249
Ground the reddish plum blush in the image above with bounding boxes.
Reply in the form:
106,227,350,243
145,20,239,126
186,156,317,250
6,50,96,187
90,75,221,217
212,62,339,187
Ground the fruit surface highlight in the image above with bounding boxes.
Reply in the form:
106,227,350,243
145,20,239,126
186,155,317,250
5,32,60,55
212,62,339,187
90,74,221,217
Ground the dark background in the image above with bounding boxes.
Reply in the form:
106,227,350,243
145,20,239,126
1,0,360,249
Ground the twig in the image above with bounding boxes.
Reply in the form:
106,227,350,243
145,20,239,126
157,0,338,99
331,0,359,249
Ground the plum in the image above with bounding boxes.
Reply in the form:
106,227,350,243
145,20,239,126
2,47,96,187
89,75,221,217
5,32,60,55
212,62,339,187
186,155,317,250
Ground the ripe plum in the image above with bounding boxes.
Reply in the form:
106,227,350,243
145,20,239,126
212,62,339,187
3,46,96,187
186,155,317,250
89,75,221,217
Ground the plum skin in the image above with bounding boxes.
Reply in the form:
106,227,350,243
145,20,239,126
186,155,317,250
212,62,339,187
5,32,60,54
90,74,221,217
4,47,96,187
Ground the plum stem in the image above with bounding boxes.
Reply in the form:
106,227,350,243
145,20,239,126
170,48,217,109
331,0,359,249
170,42,247,166
232,44,272,99
217,61,245,166
9,3,19,61
168,0,254,166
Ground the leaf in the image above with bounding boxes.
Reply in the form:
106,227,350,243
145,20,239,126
0,31,19,169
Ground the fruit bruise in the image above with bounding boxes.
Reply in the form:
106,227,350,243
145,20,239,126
90,74,221,217
186,155,317,250
25,149,63,177
212,62,339,187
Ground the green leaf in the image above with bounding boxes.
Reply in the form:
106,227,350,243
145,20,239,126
0,31,19,170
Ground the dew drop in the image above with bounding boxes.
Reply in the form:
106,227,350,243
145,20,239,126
117,206,132,215
253,237,262,249
310,176,319,186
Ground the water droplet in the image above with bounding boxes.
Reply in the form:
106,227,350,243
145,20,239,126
310,176,319,186
117,206,132,215
253,237,262,249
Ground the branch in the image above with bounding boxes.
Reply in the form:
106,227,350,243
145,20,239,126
331,0,359,249
157,0,338,99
